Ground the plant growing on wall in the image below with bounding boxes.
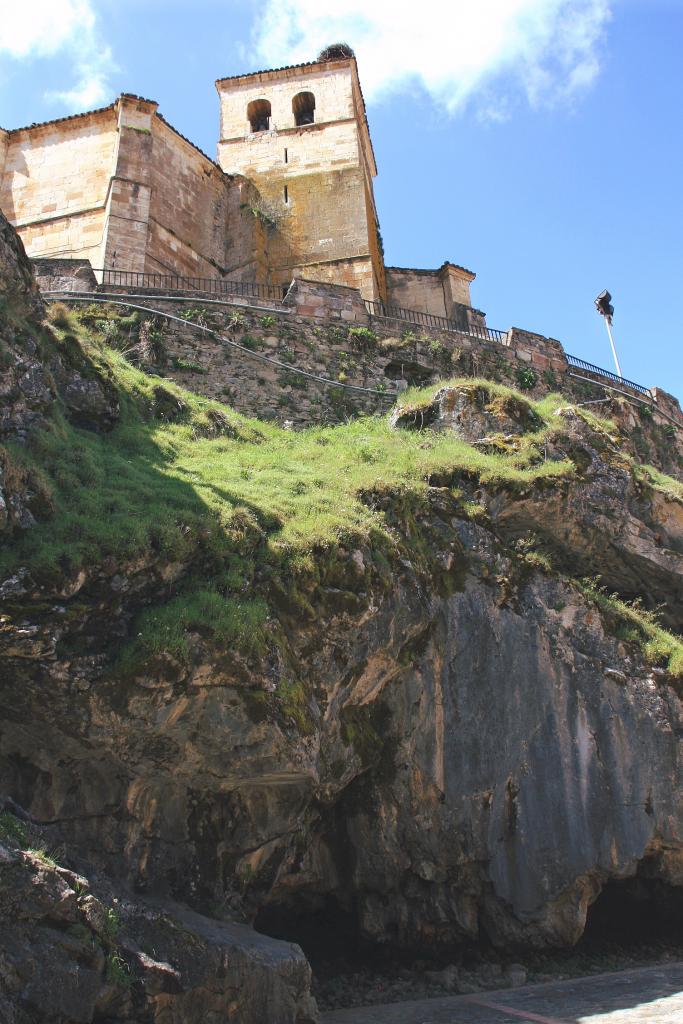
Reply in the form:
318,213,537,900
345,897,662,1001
348,326,378,352
227,311,247,331
515,367,538,391
240,198,277,230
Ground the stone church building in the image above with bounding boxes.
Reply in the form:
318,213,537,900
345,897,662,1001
0,47,477,324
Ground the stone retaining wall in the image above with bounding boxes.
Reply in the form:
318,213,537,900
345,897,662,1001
35,263,683,429
83,277,572,426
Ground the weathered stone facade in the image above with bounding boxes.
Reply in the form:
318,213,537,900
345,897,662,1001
385,263,478,324
217,59,385,301
0,95,264,283
0,53,477,318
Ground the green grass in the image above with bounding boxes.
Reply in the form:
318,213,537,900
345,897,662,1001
2,347,575,587
120,591,269,668
102,907,121,943
0,812,28,847
633,462,683,501
106,951,132,987
0,315,581,667
27,845,59,867
8,307,680,672
579,578,683,679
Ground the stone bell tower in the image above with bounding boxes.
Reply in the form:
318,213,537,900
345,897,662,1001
215,47,386,300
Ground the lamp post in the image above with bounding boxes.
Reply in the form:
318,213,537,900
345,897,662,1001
594,289,622,379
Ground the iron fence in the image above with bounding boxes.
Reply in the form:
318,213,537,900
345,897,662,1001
95,268,283,302
566,354,650,396
363,299,507,343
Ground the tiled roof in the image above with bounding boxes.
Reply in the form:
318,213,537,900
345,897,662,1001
386,263,476,279
6,101,117,134
216,58,329,86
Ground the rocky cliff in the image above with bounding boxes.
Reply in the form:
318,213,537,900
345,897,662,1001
1,212,682,1022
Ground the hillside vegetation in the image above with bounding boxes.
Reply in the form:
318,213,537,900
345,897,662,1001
3,301,682,678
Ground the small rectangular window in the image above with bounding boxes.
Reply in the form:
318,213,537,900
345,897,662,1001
284,185,289,204
284,148,288,163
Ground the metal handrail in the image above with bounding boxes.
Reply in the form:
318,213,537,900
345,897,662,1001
86,274,648,401
94,268,283,302
363,299,507,343
44,293,398,401
566,354,650,396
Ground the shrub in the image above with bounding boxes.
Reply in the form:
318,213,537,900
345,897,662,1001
348,326,378,352
178,307,209,323
239,335,262,351
46,302,74,330
106,952,132,987
172,356,205,373
227,311,247,331
515,366,538,391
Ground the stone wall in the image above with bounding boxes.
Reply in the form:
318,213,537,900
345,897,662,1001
0,107,118,267
386,263,476,321
32,258,98,293
0,95,265,287
250,164,376,292
146,116,235,276
217,58,384,300
506,327,567,373
103,96,262,280
0,129,9,182
217,61,357,136
33,265,683,430
82,276,574,427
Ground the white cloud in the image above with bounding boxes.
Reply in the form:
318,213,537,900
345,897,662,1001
0,0,116,108
252,0,611,117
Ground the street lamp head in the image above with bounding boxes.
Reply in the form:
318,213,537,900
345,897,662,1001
595,289,614,321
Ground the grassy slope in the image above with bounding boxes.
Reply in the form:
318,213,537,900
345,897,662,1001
3,305,682,675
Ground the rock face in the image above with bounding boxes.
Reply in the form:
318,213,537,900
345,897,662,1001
0,211,119,542
0,211,118,445
390,383,542,440
1,217,683,1021
2,495,681,957
0,837,315,1024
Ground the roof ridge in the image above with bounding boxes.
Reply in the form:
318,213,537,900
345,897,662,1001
6,101,116,134
4,95,227,176
215,57,349,85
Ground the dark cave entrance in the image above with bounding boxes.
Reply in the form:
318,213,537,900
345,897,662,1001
254,896,366,969
255,871,683,974
580,870,683,952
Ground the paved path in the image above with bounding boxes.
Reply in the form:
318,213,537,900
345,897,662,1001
322,961,683,1024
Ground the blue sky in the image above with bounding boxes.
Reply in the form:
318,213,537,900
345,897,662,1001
1,0,681,400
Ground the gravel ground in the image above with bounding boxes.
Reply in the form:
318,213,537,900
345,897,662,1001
312,939,683,1010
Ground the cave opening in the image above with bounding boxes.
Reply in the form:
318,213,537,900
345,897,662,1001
254,872,683,977
254,896,367,969
579,870,683,953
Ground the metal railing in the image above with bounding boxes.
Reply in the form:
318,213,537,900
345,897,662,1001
363,299,508,343
566,354,650,397
87,274,649,400
95,268,283,302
